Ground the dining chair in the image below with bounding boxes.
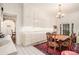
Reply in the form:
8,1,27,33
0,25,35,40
46,32,59,51
71,33,76,43
71,43,79,53
61,38,70,50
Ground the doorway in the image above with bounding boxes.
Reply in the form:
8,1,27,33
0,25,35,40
2,13,17,44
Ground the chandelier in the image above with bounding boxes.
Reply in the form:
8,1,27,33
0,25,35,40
56,4,64,19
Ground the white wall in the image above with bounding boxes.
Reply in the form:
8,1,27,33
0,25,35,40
23,4,57,28
2,3,23,45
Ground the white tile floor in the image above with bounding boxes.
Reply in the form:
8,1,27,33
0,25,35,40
16,45,45,55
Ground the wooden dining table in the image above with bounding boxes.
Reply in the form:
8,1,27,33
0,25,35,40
51,34,69,41
48,34,71,50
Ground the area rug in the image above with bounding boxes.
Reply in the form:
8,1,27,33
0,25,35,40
34,42,79,55
34,42,68,55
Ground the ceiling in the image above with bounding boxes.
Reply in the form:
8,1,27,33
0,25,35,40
1,3,79,16
24,3,79,15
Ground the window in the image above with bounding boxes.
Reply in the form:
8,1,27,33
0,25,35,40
60,23,74,36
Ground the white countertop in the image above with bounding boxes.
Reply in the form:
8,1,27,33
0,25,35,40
0,35,17,55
